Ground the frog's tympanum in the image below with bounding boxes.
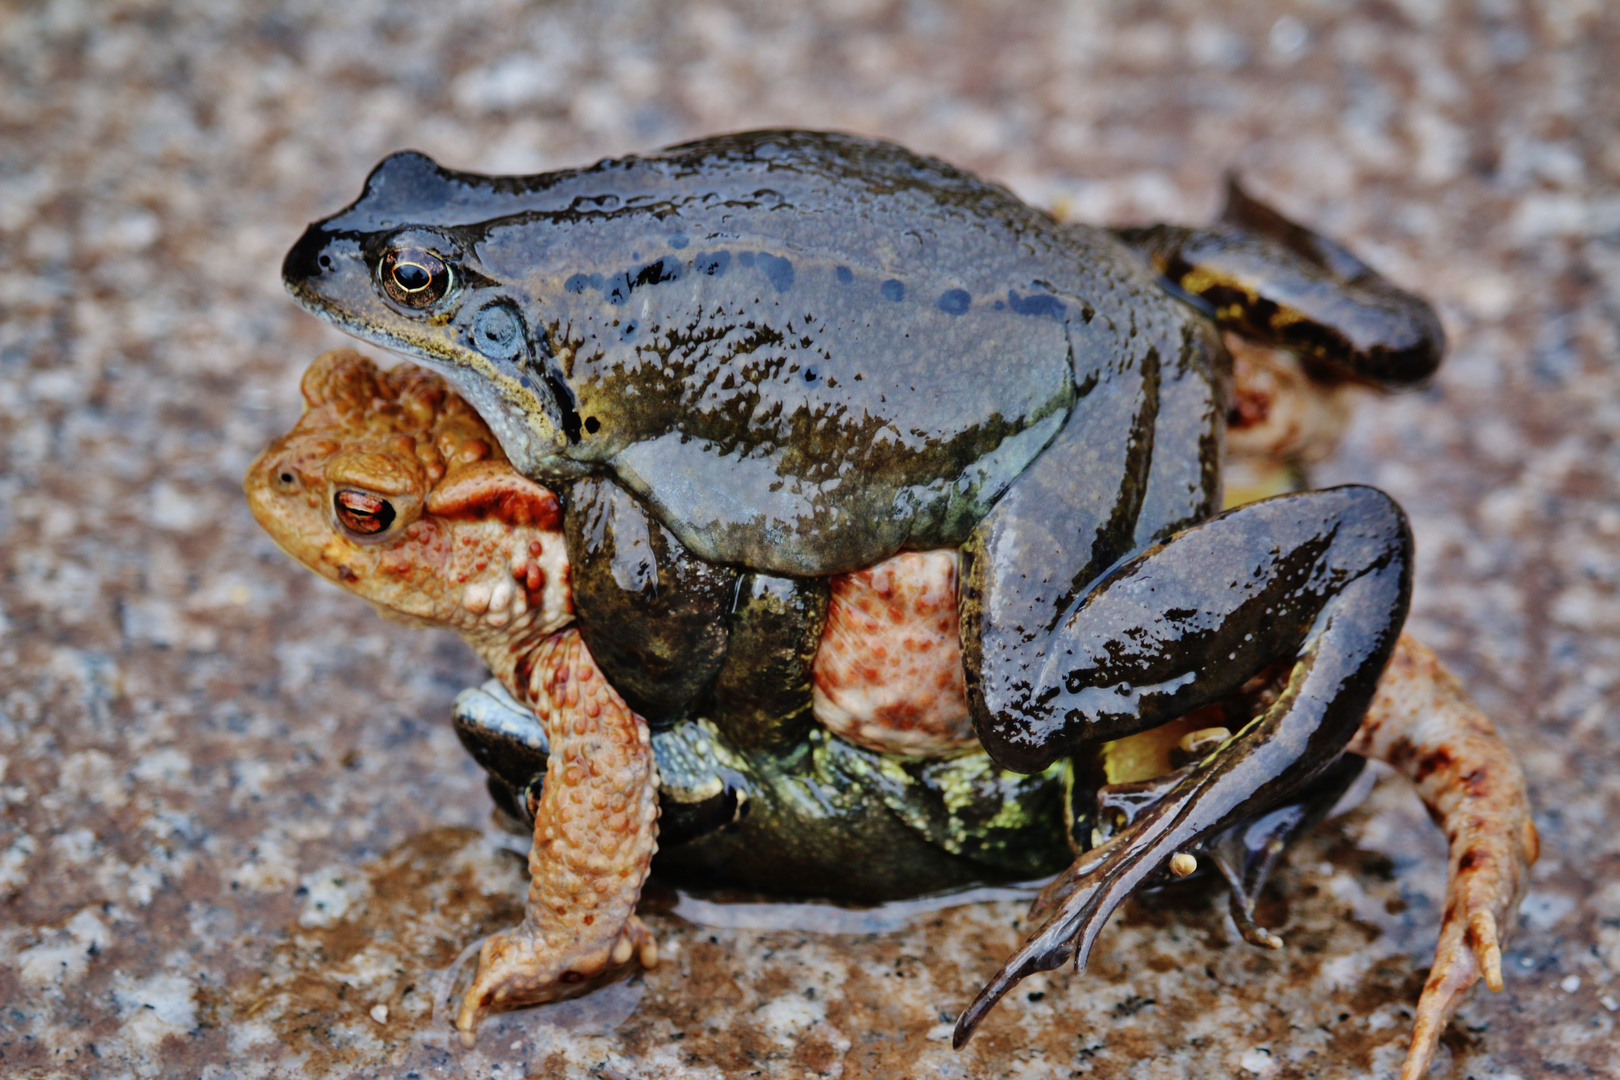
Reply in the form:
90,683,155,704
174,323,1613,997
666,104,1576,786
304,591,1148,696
270,131,1536,1078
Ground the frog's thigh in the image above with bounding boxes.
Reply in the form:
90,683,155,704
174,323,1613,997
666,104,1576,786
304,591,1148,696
973,485,1412,774
1119,203,1444,385
962,334,1222,747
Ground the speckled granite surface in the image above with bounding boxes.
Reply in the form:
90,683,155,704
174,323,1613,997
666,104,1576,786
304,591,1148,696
2,1,1617,1077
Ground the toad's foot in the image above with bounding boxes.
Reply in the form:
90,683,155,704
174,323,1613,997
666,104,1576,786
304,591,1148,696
1347,634,1538,1080
457,916,657,1043
455,629,660,1042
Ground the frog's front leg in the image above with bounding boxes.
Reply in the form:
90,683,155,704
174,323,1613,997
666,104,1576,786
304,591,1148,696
565,477,738,722
455,628,660,1041
955,484,1411,1044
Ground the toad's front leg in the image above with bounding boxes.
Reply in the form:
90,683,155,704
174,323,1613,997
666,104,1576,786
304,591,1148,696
456,628,660,1041
956,484,1412,1044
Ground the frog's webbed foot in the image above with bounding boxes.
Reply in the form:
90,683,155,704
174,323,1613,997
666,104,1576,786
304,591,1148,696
1048,745,1361,951
954,751,1365,1047
956,486,1413,1047
1346,634,1538,1080
454,629,661,1044
1205,751,1366,950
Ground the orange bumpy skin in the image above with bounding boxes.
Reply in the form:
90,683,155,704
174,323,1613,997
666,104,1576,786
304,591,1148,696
812,550,977,756
456,628,659,1039
244,349,574,649
244,349,658,1038
1346,635,1539,1080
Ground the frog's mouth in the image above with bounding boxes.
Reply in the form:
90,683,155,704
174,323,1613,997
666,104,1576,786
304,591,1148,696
283,225,586,481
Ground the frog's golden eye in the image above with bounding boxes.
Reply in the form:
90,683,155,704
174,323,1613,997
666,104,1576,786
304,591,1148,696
379,247,452,308
334,489,397,538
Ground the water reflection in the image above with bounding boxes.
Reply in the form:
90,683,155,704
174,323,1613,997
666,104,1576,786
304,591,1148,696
668,880,1045,935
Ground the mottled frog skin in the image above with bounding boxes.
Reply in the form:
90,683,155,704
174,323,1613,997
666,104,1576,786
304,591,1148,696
283,131,1448,1047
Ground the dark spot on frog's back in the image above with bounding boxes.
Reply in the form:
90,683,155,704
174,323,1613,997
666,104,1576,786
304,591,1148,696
756,252,794,292
1007,289,1066,323
602,256,683,305
937,289,971,315
881,279,905,302
695,251,730,277
835,265,854,285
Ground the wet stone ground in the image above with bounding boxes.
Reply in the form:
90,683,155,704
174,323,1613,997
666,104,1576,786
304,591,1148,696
2,1,1618,1077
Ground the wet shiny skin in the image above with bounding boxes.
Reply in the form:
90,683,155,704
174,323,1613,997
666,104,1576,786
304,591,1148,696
282,130,1447,1045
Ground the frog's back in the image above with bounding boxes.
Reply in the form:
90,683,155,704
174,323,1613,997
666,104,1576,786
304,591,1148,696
307,132,1214,575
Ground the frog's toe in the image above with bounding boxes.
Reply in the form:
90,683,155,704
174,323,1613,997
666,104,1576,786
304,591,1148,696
1399,877,1517,1080
1341,634,1537,1079
1206,752,1367,951
454,916,658,1043
953,837,1133,1048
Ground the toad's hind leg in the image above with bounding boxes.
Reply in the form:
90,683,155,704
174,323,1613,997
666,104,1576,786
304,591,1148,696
954,485,1411,1046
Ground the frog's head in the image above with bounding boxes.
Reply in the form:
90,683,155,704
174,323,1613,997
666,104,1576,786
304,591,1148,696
245,349,573,646
283,152,589,480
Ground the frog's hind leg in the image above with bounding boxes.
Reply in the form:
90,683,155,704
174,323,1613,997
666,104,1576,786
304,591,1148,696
953,485,1412,1047
1117,180,1445,386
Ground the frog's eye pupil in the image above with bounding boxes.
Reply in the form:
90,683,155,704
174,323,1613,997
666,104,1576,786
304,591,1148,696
395,262,430,290
334,489,397,537
380,247,452,308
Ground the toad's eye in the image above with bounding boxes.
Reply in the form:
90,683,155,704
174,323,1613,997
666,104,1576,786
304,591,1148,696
334,489,397,537
379,247,452,308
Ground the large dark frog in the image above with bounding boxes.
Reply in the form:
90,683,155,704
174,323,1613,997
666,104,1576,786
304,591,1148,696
282,131,1446,1043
